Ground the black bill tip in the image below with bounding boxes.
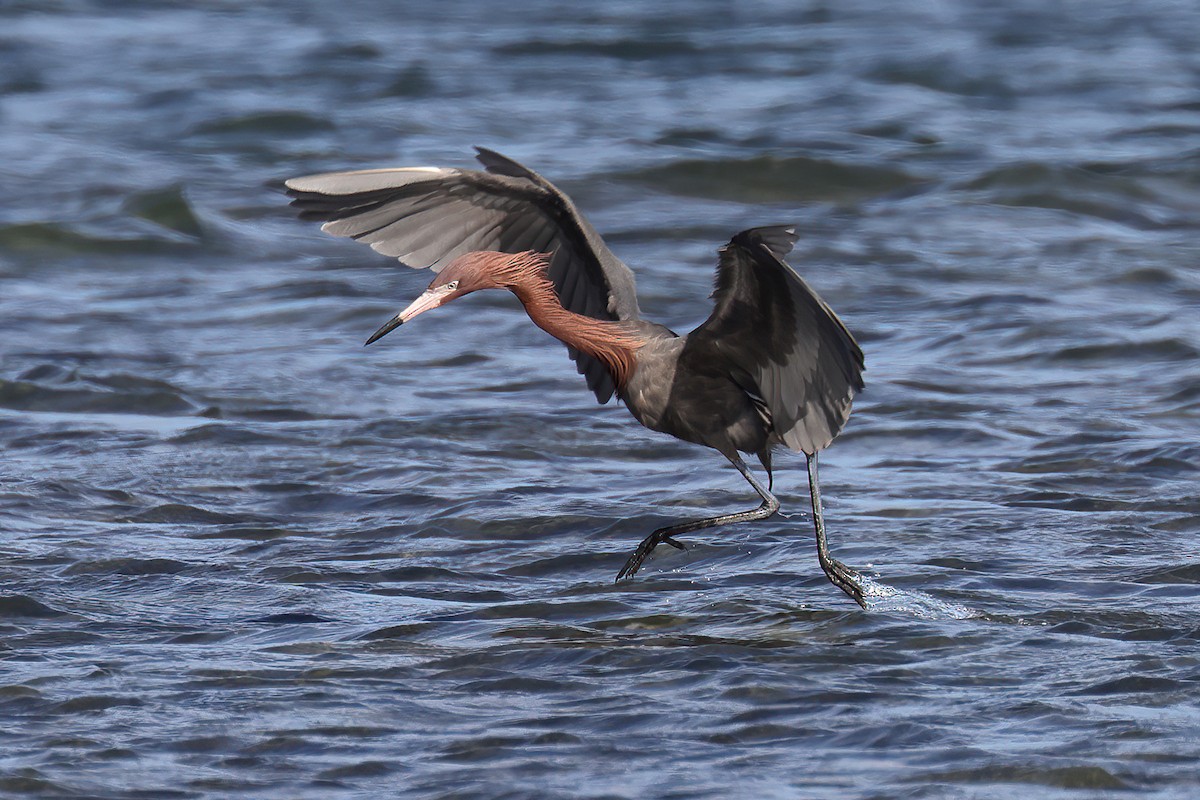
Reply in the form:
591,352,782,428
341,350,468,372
364,315,403,346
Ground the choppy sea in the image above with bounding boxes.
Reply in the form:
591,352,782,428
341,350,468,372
2,1,1199,797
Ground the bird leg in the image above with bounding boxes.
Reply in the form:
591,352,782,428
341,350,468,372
615,454,779,581
806,452,867,608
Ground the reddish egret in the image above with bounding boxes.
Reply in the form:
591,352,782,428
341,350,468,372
286,148,867,606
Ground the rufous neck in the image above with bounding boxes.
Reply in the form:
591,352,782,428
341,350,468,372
510,274,643,388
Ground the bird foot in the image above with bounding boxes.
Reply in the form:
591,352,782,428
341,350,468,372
615,531,686,581
821,556,867,609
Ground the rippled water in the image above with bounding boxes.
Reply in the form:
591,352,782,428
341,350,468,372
2,1,1199,797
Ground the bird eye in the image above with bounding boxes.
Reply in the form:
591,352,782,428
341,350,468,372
446,280,459,291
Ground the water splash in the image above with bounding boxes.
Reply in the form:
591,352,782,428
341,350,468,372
858,573,980,620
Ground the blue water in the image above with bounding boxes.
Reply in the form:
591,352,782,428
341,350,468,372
2,1,1199,798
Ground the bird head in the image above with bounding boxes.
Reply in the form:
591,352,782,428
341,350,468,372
364,250,551,345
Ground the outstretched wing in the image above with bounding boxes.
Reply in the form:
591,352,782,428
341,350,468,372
689,226,864,455
285,147,640,403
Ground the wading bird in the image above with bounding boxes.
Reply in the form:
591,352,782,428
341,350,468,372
286,148,867,606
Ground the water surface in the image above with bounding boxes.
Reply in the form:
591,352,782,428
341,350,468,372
2,1,1199,798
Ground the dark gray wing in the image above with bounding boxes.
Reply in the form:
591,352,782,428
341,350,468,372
689,226,865,454
285,147,640,403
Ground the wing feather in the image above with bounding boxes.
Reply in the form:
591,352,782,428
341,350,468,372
690,226,864,455
286,149,641,403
